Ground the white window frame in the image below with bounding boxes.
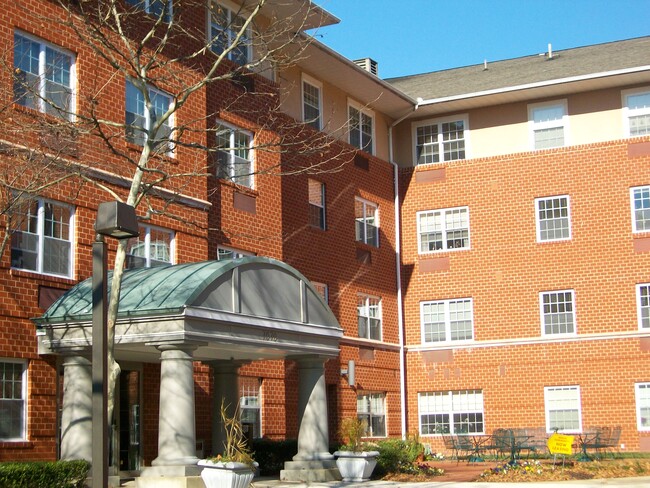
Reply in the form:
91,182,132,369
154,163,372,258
412,115,469,165
631,185,650,233
125,80,174,156
535,195,572,242
623,87,650,137
357,294,382,341
417,207,470,253
13,31,76,120
635,382,650,431
357,392,386,438
126,0,173,21
10,198,74,278
239,377,262,439
348,99,374,154
355,197,379,247
528,100,568,150
217,246,254,260
544,385,582,433
420,298,474,344
302,74,322,131
207,0,252,65
312,282,328,304
418,390,484,436
308,179,326,230
125,225,175,269
0,359,27,441
215,121,254,188
540,290,576,336
637,284,650,330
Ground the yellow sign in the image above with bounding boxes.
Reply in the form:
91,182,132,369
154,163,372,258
547,433,574,455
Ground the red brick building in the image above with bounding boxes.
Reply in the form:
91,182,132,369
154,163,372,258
1,0,649,483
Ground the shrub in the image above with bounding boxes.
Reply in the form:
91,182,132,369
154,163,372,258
0,460,91,488
250,439,297,476
374,435,426,477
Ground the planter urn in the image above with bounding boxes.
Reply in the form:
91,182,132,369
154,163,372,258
333,450,380,482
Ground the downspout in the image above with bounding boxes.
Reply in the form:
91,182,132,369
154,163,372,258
388,100,419,439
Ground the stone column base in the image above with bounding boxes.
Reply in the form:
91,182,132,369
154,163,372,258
136,466,204,488
280,459,341,482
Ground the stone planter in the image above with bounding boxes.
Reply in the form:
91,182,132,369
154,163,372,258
197,459,256,488
334,450,380,482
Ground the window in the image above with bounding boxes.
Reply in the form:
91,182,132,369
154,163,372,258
126,0,172,22
421,298,473,344
125,81,173,153
544,386,581,433
11,198,73,278
529,101,567,149
302,75,322,130
357,392,386,437
217,246,253,260
417,207,469,253
312,282,328,303
636,383,650,431
540,290,576,336
638,284,650,330
536,196,571,242
308,179,326,229
125,225,174,269
357,294,381,341
414,117,467,165
215,123,253,188
355,198,378,247
418,390,484,435
209,0,251,65
348,102,374,154
624,89,650,137
0,360,26,441
13,32,74,120
239,377,261,439
631,186,650,232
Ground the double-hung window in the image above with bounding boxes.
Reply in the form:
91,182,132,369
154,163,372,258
623,88,650,137
540,290,576,336
239,377,261,439
544,386,582,433
125,81,173,154
355,198,378,247
529,101,568,149
13,32,74,120
348,102,374,154
0,360,26,441
636,383,650,431
418,390,484,435
357,392,386,437
209,0,251,65
308,179,326,229
357,294,381,340
631,186,650,232
215,123,253,188
414,117,467,165
125,225,174,269
302,75,322,130
417,207,469,253
536,195,571,242
126,0,172,22
11,198,73,278
637,284,650,330
421,298,473,344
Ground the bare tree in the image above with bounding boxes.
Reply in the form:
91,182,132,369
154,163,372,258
4,0,352,426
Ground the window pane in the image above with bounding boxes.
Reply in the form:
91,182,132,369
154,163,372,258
13,34,41,110
537,196,570,241
0,362,25,440
633,187,650,232
542,291,575,335
534,126,565,149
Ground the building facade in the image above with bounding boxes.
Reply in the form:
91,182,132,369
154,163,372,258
0,0,649,480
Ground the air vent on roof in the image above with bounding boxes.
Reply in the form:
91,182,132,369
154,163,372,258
354,58,378,76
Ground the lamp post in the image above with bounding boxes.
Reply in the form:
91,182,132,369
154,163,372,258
92,202,139,488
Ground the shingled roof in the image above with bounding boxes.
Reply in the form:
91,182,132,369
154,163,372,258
385,36,650,101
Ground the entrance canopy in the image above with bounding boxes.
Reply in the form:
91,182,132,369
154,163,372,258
35,257,343,362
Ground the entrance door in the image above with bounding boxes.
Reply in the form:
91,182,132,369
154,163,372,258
118,369,141,472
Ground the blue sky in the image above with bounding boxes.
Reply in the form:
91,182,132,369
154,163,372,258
312,0,650,79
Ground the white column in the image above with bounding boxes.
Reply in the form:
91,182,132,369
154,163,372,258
60,355,93,461
151,345,199,466
293,358,333,461
209,361,242,455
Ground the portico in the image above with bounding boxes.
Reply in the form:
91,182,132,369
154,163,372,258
35,257,344,486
